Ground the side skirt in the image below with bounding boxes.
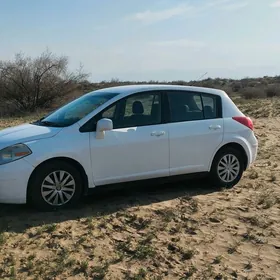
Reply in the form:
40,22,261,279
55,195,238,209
85,172,209,196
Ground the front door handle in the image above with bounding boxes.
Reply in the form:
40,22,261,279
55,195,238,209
151,131,166,137
209,125,221,130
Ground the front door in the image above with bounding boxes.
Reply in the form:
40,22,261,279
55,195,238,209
89,91,169,186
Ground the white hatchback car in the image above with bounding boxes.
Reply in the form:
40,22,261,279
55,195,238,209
0,85,258,210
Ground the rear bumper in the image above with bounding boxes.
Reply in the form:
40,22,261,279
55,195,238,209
247,132,258,167
250,143,258,164
0,158,34,204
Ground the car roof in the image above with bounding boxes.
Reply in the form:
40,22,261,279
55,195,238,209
93,84,226,97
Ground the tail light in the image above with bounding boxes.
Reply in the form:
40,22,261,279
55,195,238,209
232,116,254,130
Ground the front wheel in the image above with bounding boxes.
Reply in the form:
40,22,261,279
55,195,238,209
28,160,83,211
210,147,244,188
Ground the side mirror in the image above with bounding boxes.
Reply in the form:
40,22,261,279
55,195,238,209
96,118,113,139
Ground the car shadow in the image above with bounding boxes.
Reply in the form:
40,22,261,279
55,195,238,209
0,177,221,234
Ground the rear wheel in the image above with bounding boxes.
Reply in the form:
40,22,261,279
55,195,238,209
28,160,83,211
210,147,244,188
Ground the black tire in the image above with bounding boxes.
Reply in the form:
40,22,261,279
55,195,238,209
210,147,244,188
27,160,83,211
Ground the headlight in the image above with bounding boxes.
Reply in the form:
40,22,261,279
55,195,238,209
0,144,32,165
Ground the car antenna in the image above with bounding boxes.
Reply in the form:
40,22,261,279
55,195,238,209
189,72,208,86
197,72,208,81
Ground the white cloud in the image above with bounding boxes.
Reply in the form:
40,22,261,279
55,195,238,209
221,2,248,11
205,0,232,8
149,39,205,48
125,4,193,24
126,1,249,24
270,1,280,7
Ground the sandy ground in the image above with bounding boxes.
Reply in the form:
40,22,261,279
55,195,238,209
0,99,280,279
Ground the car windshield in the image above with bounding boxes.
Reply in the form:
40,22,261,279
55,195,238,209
34,91,119,127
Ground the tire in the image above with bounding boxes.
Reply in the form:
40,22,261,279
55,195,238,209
28,160,83,211
210,147,244,188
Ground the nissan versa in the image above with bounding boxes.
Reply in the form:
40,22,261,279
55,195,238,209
0,85,258,211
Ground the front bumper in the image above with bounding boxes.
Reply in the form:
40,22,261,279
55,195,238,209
0,158,34,204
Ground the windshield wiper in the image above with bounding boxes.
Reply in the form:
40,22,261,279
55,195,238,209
33,120,63,127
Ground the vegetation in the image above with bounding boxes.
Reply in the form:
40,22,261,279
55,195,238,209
80,75,280,101
0,50,280,118
0,50,88,115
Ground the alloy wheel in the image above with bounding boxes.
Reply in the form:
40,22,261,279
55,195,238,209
41,170,76,206
217,154,240,183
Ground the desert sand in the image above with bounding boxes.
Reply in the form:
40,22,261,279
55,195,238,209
0,99,279,279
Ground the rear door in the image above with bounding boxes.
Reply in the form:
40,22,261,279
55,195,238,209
166,90,224,176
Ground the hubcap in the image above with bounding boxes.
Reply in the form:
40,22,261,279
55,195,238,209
217,154,240,183
41,170,76,206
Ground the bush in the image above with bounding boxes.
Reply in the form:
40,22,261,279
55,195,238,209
240,87,266,99
266,85,280,98
0,50,89,112
232,82,242,92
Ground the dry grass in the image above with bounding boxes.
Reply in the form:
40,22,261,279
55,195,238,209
0,111,47,130
0,98,280,279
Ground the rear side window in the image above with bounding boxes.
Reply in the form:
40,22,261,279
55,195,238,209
167,91,221,123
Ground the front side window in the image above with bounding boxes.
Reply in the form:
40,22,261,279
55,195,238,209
34,91,119,127
84,91,162,131
115,92,161,128
101,104,117,119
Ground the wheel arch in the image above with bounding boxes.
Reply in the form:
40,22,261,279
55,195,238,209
27,157,89,201
210,142,249,171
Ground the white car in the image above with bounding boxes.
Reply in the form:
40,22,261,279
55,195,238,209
0,85,258,211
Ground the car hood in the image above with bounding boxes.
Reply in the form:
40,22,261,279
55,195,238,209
0,123,63,150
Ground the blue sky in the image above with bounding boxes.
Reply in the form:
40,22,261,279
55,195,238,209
0,0,280,82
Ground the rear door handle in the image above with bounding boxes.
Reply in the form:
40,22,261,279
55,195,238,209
209,125,221,130
151,131,166,137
